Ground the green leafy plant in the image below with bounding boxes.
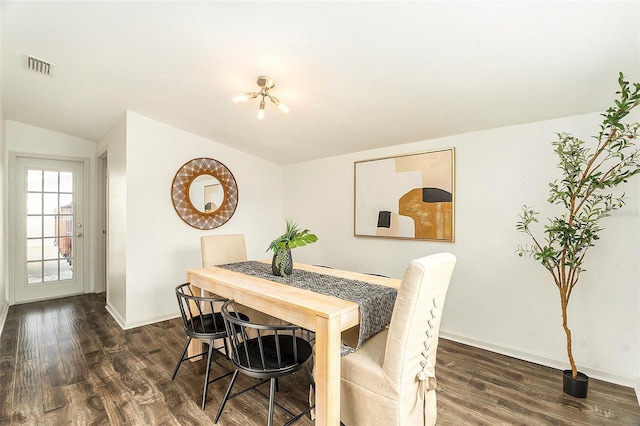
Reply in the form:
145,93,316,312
267,219,318,276
516,73,640,380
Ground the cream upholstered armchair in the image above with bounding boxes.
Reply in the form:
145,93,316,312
340,253,456,426
200,234,283,327
201,234,248,266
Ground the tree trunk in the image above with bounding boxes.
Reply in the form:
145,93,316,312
561,295,578,379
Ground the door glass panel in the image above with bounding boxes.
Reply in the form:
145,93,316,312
27,239,42,261
27,216,42,238
59,260,73,280
60,172,73,193
60,194,73,211
43,260,59,282
25,168,74,285
27,261,43,283
43,171,58,192
43,216,56,238
27,193,42,214
43,193,58,214
27,170,42,191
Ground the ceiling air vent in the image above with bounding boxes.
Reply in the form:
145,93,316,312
25,54,54,76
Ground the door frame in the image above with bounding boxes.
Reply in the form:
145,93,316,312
96,151,107,294
8,152,92,305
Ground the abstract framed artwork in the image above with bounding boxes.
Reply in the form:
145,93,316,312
354,148,455,241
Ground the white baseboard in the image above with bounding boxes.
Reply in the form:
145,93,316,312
104,302,179,330
123,312,180,330
0,303,8,339
105,303,126,329
439,331,639,390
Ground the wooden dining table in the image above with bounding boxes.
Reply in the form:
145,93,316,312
186,260,401,426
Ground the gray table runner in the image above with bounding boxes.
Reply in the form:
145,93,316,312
218,261,397,355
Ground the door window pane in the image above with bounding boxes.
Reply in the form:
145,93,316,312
43,260,59,282
59,172,73,193
27,262,43,284
59,260,73,280
43,193,58,214
43,216,56,238
60,194,73,212
27,193,42,215
43,171,58,192
27,170,42,192
27,239,42,261
27,216,42,238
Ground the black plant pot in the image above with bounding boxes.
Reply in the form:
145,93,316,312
563,369,589,398
271,248,293,277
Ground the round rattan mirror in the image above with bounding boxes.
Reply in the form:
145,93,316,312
171,158,238,229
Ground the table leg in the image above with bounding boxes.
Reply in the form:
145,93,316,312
314,315,342,425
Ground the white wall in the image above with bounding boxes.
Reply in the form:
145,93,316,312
113,112,283,328
98,115,128,325
283,112,640,387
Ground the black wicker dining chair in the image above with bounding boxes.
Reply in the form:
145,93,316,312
215,300,315,426
172,283,248,410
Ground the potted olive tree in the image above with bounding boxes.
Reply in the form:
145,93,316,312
516,73,640,397
267,219,318,277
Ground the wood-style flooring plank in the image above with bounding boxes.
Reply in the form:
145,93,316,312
0,357,15,425
39,343,67,399
68,379,111,425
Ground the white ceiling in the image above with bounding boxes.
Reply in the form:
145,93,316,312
2,1,639,165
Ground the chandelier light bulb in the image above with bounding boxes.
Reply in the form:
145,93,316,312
233,94,249,103
257,97,266,120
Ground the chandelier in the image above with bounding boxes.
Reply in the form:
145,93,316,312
233,75,289,120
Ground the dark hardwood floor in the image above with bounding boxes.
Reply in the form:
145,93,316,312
0,293,638,425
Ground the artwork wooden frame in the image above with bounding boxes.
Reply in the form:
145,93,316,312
354,148,455,241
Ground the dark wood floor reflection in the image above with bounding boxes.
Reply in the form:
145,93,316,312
0,294,638,425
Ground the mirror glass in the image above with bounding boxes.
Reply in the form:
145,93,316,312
189,175,225,213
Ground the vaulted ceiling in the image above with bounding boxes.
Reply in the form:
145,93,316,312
2,1,639,164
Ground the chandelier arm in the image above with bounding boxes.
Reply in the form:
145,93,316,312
267,94,289,113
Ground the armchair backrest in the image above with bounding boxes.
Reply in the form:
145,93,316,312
175,283,228,338
221,301,313,377
383,253,456,392
201,234,247,266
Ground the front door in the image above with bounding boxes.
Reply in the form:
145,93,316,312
11,157,85,303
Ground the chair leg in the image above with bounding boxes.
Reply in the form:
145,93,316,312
215,369,239,423
172,337,192,380
304,365,315,389
267,378,276,426
222,337,230,359
201,340,216,410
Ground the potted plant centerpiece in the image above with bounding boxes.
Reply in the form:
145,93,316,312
516,73,640,398
267,219,318,277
